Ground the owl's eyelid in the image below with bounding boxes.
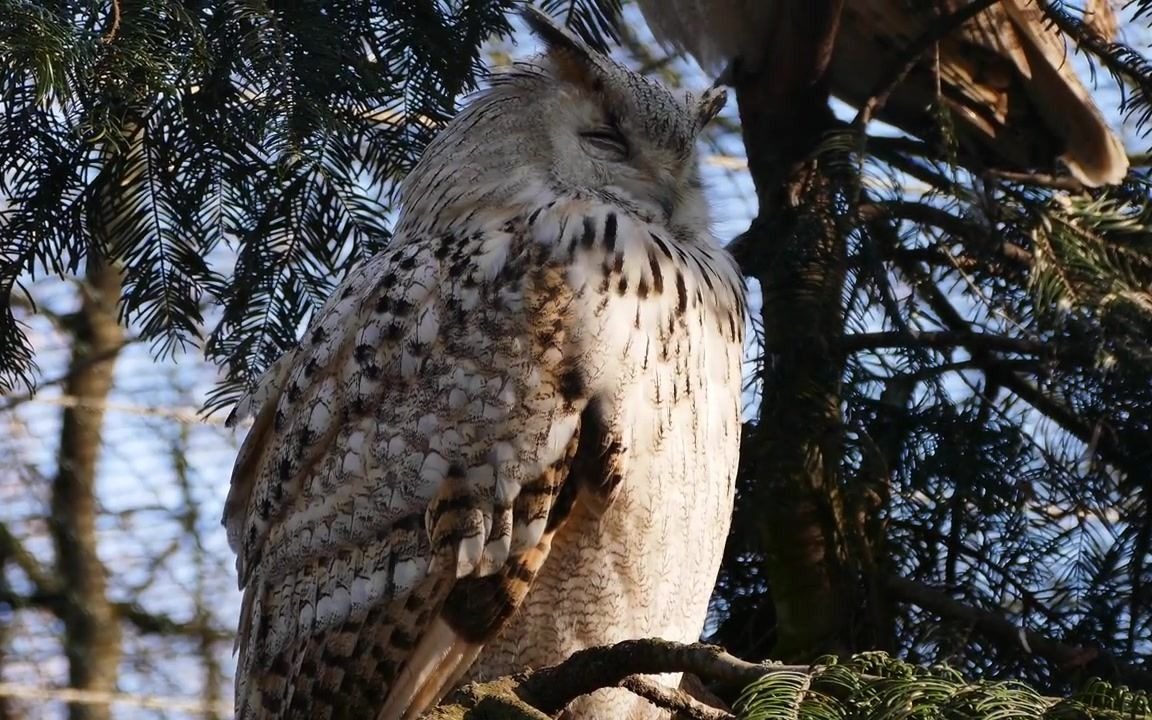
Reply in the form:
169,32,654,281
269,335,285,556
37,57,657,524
579,126,630,160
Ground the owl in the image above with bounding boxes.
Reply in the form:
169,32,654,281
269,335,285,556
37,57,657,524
635,0,1128,187
223,8,746,720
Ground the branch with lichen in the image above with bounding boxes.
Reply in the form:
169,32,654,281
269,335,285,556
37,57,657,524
419,639,1152,720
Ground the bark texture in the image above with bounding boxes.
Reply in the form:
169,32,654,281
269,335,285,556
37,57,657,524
731,0,856,661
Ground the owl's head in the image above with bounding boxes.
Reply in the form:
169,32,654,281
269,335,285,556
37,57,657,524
518,8,726,224
398,8,726,233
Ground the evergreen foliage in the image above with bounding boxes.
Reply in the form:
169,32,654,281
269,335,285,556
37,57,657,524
707,0,1152,697
736,653,1151,720
0,0,622,410
0,0,520,410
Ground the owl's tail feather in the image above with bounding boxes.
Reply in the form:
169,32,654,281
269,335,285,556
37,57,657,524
382,432,586,718
380,535,563,718
238,573,455,720
382,619,482,720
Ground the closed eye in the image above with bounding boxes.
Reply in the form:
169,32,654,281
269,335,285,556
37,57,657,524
579,126,630,161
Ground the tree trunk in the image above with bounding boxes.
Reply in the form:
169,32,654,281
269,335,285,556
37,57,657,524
732,0,856,661
48,257,124,720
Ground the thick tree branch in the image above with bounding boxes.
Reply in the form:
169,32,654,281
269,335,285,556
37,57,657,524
429,638,1149,719
424,641,810,719
518,641,776,714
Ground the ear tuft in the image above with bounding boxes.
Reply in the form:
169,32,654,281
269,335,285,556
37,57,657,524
521,6,600,89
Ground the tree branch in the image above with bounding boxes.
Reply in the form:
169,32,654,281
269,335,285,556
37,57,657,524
0,587,230,643
885,575,1152,690
518,640,777,714
839,330,1047,356
429,638,1152,719
0,524,58,597
984,169,1086,192
619,676,732,720
0,339,138,413
858,200,1033,268
892,257,1138,476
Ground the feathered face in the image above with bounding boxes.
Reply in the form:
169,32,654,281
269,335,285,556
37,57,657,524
396,10,726,235
524,11,727,227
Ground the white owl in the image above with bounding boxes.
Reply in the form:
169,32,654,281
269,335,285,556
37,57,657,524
223,8,746,720
635,0,1128,187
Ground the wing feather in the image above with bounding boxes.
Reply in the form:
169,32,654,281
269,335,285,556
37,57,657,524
226,194,725,718
224,208,601,719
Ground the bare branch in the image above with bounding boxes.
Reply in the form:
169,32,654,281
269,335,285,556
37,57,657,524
0,683,229,716
0,525,57,597
840,330,1048,356
619,676,733,720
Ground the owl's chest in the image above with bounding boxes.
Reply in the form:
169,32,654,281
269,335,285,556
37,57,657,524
515,261,742,632
472,323,740,681
467,215,744,715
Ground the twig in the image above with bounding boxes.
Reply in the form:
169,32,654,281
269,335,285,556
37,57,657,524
885,575,1152,690
101,0,121,43
620,675,733,720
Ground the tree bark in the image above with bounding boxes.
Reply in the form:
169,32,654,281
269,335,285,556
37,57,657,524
731,0,856,661
48,257,124,720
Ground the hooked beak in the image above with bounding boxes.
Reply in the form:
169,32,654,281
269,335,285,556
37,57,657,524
656,175,679,220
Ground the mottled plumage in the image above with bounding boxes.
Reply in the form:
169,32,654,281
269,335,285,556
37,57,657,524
224,10,745,720
636,0,1128,187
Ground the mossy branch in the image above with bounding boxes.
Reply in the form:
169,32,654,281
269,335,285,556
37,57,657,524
420,639,1152,720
